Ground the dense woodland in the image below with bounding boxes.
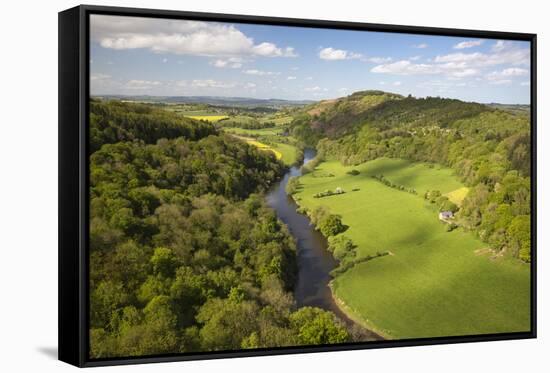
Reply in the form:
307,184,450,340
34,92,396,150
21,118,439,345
290,91,531,262
89,90,532,356
89,100,350,358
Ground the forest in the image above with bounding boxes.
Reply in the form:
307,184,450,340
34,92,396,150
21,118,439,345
290,91,531,262
89,100,350,358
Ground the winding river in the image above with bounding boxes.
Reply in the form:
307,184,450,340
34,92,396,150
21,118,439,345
266,149,380,341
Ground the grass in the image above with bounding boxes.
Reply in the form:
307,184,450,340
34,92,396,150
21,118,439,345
232,135,298,166
261,115,293,125
295,157,530,339
186,115,229,122
223,127,284,136
445,187,470,206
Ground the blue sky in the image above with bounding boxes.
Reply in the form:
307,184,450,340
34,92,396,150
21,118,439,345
90,15,531,104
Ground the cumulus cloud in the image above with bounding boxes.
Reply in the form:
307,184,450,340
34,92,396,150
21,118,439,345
367,57,393,64
243,69,278,76
412,43,428,49
372,41,529,81
494,67,529,77
304,86,328,92
91,15,297,58
453,40,484,49
287,76,297,80
125,80,162,90
486,67,528,84
90,73,111,81
189,79,236,88
209,57,243,68
489,79,512,85
253,42,297,57
371,60,436,75
319,47,362,60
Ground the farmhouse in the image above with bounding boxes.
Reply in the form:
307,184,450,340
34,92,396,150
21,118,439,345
439,211,454,220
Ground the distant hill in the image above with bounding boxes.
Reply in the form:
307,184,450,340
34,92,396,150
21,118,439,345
93,95,315,109
290,90,531,144
486,103,530,116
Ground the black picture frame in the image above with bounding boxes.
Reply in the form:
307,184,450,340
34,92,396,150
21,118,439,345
59,4,537,367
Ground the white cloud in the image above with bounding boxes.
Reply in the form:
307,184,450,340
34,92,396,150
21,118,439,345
499,67,529,76
243,69,278,76
190,79,236,88
371,60,435,75
305,76,313,80
449,68,479,78
453,40,484,49
367,57,393,64
489,79,512,85
435,45,529,67
162,58,168,63
319,47,362,60
91,15,297,58
492,40,508,52
372,42,529,81
487,67,529,82
304,86,328,92
90,73,110,81
520,81,530,86
412,43,428,49
409,55,422,61
209,57,243,68
252,42,297,57
125,79,162,90
393,81,402,86
287,76,297,80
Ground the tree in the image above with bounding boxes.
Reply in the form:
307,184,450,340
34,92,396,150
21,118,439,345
151,247,178,278
318,214,345,237
507,215,530,262
290,307,350,345
327,235,356,261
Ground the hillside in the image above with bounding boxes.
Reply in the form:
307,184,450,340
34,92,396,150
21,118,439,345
290,90,531,262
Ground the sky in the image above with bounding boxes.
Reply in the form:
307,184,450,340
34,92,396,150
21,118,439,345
90,15,531,104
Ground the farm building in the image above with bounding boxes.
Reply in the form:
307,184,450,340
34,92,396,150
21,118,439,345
439,211,454,220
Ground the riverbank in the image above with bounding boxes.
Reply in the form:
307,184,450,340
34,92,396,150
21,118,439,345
329,283,391,340
293,157,530,339
266,148,382,341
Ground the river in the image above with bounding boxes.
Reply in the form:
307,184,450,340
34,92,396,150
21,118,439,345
266,148,381,341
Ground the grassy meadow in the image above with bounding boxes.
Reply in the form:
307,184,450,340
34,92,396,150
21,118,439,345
186,114,229,122
231,135,298,166
223,127,285,136
294,158,530,339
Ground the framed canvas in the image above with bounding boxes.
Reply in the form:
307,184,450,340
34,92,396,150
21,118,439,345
58,4,537,367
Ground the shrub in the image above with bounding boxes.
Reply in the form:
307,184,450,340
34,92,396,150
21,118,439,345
318,214,345,237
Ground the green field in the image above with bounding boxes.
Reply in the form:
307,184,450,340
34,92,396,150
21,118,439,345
295,157,530,339
223,127,285,136
232,135,298,166
185,115,229,122
261,115,293,125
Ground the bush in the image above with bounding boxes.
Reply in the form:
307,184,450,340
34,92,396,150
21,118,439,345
446,223,458,232
347,169,360,176
318,214,345,237
327,235,356,261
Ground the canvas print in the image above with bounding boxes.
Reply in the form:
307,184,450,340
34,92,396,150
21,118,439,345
88,14,532,359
